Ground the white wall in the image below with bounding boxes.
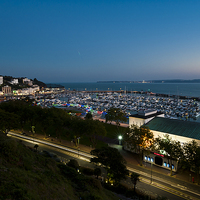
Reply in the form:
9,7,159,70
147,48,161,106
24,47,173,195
152,130,200,146
129,117,145,127
0,76,3,85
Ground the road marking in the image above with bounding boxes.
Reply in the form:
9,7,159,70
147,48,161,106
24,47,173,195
127,166,200,198
140,177,199,200
8,132,92,162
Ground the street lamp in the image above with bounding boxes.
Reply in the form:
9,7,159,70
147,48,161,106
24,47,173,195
151,157,153,184
77,137,80,147
118,135,122,145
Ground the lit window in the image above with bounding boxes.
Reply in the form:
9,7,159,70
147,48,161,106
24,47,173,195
172,164,174,169
148,157,150,161
145,156,147,160
151,158,154,162
164,162,166,167
167,163,170,168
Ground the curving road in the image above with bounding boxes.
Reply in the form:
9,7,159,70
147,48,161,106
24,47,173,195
8,132,200,200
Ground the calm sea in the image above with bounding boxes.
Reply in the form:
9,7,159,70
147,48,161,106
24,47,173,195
56,82,200,98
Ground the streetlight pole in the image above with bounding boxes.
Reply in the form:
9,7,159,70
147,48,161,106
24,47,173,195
151,160,152,184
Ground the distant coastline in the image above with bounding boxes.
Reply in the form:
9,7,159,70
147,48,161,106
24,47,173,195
97,79,200,84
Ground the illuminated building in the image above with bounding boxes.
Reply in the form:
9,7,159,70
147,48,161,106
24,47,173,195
0,76,3,85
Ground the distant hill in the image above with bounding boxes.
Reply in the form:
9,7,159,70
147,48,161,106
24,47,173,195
97,79,200,83
33,78,47,88
0,132,118,200
149,79,200,83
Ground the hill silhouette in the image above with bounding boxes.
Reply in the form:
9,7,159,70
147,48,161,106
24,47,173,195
0,132,119,200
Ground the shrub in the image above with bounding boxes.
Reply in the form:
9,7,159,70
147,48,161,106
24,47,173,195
67,159,79,170
80,166,94,176
94,168,101,178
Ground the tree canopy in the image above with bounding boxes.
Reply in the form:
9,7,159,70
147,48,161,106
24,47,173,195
85,112,93,120
131,172,140,192
90,146,129,185
124,125,154,165
155,134,183,176
105,107,127,127
183,140,200,184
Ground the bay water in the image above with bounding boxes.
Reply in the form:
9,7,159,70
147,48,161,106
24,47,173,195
57,82,200,98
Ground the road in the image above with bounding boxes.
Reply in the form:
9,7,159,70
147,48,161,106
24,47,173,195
8,132,200,200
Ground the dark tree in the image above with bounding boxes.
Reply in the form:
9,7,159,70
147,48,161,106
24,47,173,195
85,112,93,120
155,134,183,176
90,146,128,185
124,125,154,165
183,140,200,184
84,119,106,148
0,109,20,133
34,144,39,151
105,107,127,128
131,172,140,192
67,159,79,170
94,168,102,179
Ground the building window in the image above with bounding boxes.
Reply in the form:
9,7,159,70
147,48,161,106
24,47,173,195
167,163,170,168
164,162,166,167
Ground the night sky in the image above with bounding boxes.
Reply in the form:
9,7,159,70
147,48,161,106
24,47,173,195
1,0,200,83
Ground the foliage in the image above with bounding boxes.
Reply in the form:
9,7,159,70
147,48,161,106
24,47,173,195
94,168,102,179
34,144,39,151
84,119,107,148
130,172,140,192
0,109,20,133
80,166,94,176
183,140,200,184
67,159,79,170
85,112,93,120
155,134,183,176
105,107,127,127
90,146,129,185
0,132,119,200
33,78,47,88
124,125,154,165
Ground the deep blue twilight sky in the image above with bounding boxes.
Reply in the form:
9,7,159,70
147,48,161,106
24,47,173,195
1,0,200,83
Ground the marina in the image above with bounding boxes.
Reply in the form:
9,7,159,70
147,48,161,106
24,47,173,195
36,89,200,122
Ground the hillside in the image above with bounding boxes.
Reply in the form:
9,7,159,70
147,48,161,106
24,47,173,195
0,76,46,90
0,132,119,200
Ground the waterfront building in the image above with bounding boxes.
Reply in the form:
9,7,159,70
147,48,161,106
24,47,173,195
129,109,164,127
0,76,3,85
10,78,18,85
129,110,200,145
2,85,12,94
127,110,200,172
146,117,200,145
21,85,40,95
23,78,33,86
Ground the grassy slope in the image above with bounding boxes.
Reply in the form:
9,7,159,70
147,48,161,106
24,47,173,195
0,132,118,200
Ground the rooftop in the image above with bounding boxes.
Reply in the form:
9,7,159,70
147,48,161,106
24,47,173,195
146,117,200,140
130,111,163,119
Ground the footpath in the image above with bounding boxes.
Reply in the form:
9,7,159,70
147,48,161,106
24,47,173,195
13,130,200,198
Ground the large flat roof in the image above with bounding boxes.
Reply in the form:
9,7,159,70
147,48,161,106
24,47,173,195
146,117,200,140
130,112,163,119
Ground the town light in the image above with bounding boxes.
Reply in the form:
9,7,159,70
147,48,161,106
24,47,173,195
118,135,122,145
118,135,122,140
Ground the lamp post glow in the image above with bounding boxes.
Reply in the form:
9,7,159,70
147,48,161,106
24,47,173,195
118,135,122,145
